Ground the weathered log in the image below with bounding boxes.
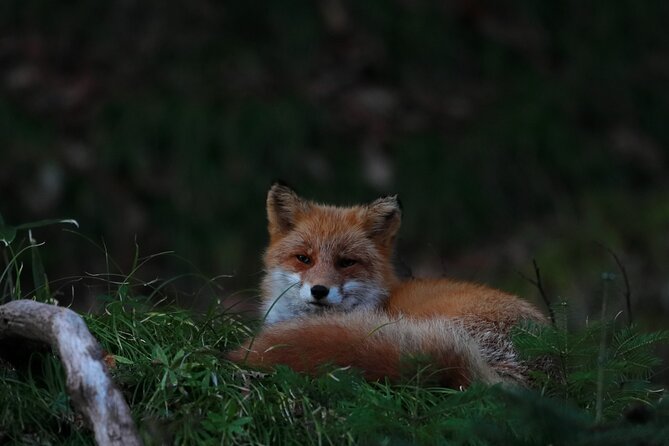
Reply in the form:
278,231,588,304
0,299,141,446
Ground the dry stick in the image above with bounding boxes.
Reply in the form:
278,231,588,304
0,300,141,446
518,259,556,325
597,243,633,327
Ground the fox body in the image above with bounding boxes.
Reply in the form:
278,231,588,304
229,184,546,387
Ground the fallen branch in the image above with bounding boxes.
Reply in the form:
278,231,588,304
0,299,141,446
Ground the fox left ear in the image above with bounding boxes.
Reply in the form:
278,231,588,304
365,195,402,247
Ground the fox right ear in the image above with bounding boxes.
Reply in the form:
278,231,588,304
266,182,310,238
365,194,402,248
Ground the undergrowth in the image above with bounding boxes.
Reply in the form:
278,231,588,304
1,216,668,445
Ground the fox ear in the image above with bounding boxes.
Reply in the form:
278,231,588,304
365,195,402,247
266,182,310,238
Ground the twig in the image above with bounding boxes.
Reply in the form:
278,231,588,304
596,243,633,327
518,259,555,325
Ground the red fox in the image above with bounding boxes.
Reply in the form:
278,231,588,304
228,183,547,388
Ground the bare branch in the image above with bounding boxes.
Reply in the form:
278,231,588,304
596,243,633,327
518,259,555,325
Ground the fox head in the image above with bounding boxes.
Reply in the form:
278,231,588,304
260,182,401,324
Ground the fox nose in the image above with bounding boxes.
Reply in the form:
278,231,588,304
310,285,329,300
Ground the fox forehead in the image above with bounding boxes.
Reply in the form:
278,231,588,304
298,204,370,229
270,221,378,260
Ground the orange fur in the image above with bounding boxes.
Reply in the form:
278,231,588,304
228,184,546,387
387,279,546,325
228,312,484,387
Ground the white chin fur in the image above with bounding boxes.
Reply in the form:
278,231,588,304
261,269,302,325
261,268,388,325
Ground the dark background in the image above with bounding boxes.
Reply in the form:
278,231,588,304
1,0,668,363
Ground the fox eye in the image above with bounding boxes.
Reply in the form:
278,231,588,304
296,254,311,265
338,258,357,268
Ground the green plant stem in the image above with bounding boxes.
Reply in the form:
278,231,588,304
1,250,11,303
9,245,18,299
242,281,299,363
595,275,612,423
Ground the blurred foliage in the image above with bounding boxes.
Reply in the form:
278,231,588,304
0,0,668,332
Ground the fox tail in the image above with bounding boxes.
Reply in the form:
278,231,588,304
228,311,525,388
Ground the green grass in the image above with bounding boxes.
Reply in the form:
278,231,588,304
1,295,668,445
1,220,668,445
